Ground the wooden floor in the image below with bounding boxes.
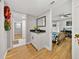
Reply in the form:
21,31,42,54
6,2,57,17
6,38,71,59
14,34,22,39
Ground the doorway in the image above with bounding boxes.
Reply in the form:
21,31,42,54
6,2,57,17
13,20,26,48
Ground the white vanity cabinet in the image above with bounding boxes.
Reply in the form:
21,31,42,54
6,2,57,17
31,32,46,51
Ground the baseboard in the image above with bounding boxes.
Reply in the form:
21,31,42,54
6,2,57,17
4,41,32,59
13,41,31,48
45,46,52,51
7,47,13,51
4,50,8,59
26,41,31,44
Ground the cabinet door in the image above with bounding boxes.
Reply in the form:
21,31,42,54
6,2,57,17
31,33,46,51
31,33,40,50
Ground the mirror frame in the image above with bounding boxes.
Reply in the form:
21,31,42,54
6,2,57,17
36,16,46,27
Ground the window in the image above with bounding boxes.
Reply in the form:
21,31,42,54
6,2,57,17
66,21,72,26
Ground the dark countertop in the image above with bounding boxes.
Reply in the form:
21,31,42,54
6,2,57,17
30,29,46,33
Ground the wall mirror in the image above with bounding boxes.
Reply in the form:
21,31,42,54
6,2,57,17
36,16,46,27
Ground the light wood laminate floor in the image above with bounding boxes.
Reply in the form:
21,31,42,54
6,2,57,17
6,38,71,59
14,34,22,39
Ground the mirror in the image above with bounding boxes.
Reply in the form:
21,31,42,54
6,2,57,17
36,16,46,27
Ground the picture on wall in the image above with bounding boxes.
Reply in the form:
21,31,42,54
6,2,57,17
66,21,72,26
52,24,56,27
4,4,11,31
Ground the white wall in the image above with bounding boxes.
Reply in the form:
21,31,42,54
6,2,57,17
22,20,27,40
51,0,72,32
36,10,52,51
0,1,7,59
52,22,59,32
72,1,79,59
26,15,36,43
58,20,65,31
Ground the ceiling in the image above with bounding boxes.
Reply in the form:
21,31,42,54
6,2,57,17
7,0,71,16
7,0,70,16
52,0,72,21
12,0,54,16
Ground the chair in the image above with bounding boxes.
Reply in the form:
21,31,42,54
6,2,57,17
56,32,66,45
52,32,58,42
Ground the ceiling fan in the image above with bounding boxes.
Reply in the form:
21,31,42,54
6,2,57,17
59,13,71,18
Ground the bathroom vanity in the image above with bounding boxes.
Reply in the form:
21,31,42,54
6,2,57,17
30,29,46,51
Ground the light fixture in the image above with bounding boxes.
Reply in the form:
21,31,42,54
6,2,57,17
60,13,71,19
60,16,64,19
50,1,55,5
